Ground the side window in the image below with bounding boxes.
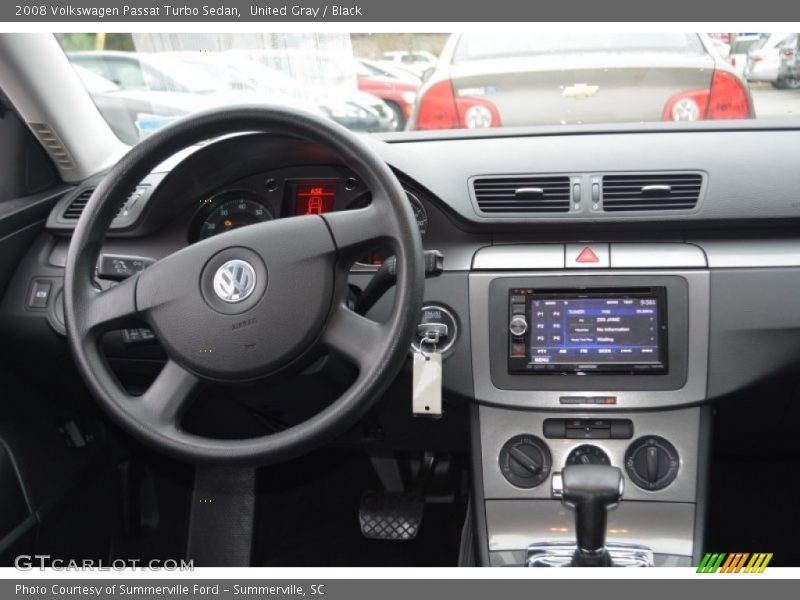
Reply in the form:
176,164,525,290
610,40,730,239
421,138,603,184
140,64,179,92
73,58,111,80
104,58,148,90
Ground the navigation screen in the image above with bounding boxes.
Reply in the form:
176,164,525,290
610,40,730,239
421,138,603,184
509,291,668,374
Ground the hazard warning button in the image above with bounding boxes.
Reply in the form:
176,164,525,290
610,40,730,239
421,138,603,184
566,243,609,268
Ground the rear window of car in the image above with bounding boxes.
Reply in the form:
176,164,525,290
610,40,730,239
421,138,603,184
454,33,705,61
731,39,760,54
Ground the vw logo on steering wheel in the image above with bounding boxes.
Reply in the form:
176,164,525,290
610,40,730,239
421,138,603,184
213,259,257,303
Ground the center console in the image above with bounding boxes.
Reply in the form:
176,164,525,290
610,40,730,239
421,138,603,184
467,243,712,567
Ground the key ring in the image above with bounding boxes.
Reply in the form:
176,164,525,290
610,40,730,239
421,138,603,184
414,332,439,361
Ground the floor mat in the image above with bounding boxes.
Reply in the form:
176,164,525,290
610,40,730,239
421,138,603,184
253,449,466,567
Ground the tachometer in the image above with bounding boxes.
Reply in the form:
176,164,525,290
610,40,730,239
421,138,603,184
197,191,273,240
407,191,428,238
346,188,429,266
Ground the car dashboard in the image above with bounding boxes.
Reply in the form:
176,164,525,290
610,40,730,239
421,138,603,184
4,124,800,567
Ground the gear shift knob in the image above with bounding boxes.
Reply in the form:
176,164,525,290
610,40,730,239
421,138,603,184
554,465,624,566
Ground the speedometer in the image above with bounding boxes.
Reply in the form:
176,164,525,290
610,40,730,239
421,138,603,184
406,191,429,238
197,191,273,240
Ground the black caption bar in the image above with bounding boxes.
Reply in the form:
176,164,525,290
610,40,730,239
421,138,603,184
2,0,800,22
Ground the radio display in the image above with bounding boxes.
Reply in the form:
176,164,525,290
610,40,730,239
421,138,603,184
508,289,668,374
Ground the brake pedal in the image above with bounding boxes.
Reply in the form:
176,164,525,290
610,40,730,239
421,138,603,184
359,491,424,541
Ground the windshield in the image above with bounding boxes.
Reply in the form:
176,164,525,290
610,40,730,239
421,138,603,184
55,32,800,145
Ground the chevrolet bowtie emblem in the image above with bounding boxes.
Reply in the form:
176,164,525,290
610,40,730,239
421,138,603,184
563,84,600,99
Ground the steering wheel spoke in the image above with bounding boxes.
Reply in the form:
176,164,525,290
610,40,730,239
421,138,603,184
322,303,387,368
322,203,394,259
83,275,140,335
136,359,201,427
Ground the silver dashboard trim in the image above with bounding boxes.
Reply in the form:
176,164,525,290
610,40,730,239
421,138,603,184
468,270,710,409
479,405,700,503
610,243,707,268
472,242,709,270
695,240,800,268
472,244,565,270
485,499,695,557
472,240,800,271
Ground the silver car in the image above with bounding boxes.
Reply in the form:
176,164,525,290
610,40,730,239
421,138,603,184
409,33,754,130
744,33,798,88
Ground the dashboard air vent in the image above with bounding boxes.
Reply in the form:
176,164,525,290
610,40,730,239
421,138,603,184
602,173,702,212
62,188,136,221
473,176,571,213
62,189,94,220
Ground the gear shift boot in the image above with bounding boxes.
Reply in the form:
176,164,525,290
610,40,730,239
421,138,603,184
527,542,654,568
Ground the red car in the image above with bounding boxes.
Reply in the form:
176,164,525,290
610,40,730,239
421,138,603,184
355,62,419,130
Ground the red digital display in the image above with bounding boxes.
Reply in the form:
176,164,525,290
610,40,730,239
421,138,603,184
295,180,337,216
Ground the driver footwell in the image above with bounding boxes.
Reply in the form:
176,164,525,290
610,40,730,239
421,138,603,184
253,449,467,567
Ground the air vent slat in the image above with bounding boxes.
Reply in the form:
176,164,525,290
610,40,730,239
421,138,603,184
604,204,696,212
474,175,571,214
603,188,701,194
475,194,571,199
602,173,702,213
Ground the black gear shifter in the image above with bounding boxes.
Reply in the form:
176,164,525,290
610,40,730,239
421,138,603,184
554,464,624,567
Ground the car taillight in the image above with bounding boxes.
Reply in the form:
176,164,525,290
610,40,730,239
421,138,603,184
416,79,501,130
706,70,752,119
415,80,459,129
662,90,709,121
456,97,501,129
781,47,796,58
662,71,752,122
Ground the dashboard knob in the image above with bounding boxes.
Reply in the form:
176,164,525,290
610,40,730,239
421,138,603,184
625,436,679,491
499,435,552,488
566,444,611,466
509,315,528,337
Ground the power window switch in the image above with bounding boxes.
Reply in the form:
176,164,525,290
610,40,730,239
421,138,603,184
28,279,52,309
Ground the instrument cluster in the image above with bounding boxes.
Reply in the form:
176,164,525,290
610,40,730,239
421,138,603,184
188,167,430,265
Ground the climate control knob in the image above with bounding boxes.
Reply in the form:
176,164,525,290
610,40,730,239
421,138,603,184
499,435,552,489
509,315,528,337
566,444,611,466
625,436,679,491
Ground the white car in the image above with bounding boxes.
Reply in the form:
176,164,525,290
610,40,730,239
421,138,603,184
745,32,798,87
728,33,763,76
379,50,438,76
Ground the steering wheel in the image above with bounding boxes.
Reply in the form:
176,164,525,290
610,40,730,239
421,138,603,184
64,106,425,465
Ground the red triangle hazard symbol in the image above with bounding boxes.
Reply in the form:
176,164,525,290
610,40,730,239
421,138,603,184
576,246,599,263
